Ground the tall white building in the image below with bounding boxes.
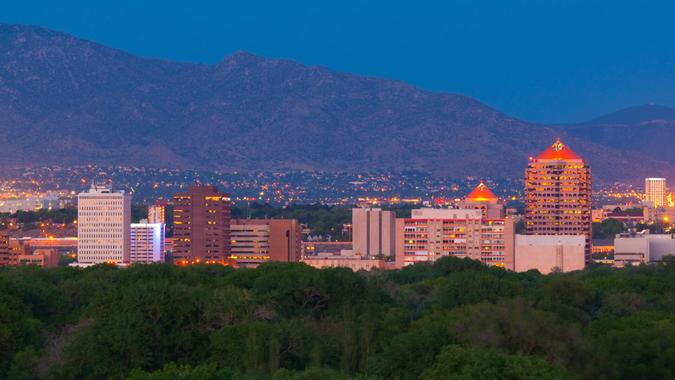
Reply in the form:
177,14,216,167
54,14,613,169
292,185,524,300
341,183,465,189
130,221,166,263
352,208,395,257
77,185,131,266
645,178,667,208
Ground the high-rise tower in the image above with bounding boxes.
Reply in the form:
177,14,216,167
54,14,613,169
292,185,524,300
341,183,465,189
525,138,592,262
645,178,667,208
172,185,231,264
77,184,131,266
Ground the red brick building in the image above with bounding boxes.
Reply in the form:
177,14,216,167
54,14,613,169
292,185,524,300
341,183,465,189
172,185,231,264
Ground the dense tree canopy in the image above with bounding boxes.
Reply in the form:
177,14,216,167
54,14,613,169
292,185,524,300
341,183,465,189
592,219,625,240
1,258,674,379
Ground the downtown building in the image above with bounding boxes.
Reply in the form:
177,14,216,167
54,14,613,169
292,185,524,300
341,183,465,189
351,208,396,257
76,184,131,266
614,230,675,267
148,200,168,224
172,185,231,264
644,177,667,208
130,220,166,264
395,182,515,268
304,208,395,271
230,219,302,267
0,230,10,266
525,138,592,262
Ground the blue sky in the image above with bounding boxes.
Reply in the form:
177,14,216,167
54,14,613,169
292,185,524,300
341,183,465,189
2,0,675,123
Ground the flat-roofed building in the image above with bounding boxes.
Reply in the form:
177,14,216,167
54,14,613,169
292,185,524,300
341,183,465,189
172,185,231,264
77,185,131,266
395,207,515,268
17,249,59,268
230,219,302,267
352,208,395,258
130,221,166,264
614,231,675,267
645,178,667,208
0,231,11,266
148,200,168,224
514,234,585,274
301,254,384,271
302,241,352,257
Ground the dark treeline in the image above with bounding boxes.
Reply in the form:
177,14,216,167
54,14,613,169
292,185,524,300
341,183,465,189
1,258,674,379
0,208,78,225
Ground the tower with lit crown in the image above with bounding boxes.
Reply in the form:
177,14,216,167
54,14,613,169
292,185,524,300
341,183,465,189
461,180,504,219
525,138,592,263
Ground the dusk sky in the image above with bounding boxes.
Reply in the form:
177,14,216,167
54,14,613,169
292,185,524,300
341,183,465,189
2,0,675,123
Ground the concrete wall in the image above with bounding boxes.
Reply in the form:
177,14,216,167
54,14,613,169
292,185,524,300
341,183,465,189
514,234,585,274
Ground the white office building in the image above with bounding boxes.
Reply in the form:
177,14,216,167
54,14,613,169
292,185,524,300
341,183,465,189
130,221,166,264
76,185,131,266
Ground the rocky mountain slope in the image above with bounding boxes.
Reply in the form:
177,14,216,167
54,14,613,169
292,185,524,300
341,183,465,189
0,24,672,181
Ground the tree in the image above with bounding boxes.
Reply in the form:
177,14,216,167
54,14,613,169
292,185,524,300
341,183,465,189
421,345,570,380
592,219,625,240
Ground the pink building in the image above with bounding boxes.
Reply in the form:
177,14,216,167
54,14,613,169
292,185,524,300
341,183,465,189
395,182,514,268
514,234,585,274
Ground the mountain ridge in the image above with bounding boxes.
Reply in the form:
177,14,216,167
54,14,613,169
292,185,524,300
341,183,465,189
583,104,675,125
0,23,673,182
563,104,675,167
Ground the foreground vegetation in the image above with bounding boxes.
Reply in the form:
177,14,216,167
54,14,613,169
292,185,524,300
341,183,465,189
1,258,674,379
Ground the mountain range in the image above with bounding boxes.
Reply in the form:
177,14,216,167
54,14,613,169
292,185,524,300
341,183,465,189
0,23,673,182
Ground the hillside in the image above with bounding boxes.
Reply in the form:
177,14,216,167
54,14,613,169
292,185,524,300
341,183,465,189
0,23,673,181
564,104,675,166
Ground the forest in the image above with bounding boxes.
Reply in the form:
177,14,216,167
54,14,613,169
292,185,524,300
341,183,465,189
1,257,674,379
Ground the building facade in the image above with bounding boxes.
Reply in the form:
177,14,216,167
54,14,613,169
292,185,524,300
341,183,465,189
148,200,168,224
302,241,352,257
525,138,592,262
130,221,166,263
230,219,302,267
0,231,10,266
17,249,60,268
77,185,131,266
395,182,515,269
395,207,515,268
352,208,395,257
514,234,585,274
301,255,385,271
172,185,231,264
614,231,675,267
645,177,667,208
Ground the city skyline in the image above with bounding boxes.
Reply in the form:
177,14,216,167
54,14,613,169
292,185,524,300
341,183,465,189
1,5,674,379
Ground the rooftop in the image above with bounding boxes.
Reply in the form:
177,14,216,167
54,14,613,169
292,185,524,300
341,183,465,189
533,137,583,162
465,181,498,202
